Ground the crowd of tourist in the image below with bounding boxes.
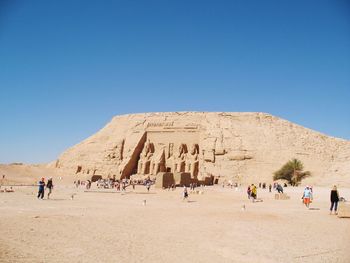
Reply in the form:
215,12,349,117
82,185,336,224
30,175,344,216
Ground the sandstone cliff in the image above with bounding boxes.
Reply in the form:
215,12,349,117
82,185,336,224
53,112,350,186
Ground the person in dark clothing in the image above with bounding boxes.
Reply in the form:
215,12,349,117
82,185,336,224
330,185,340,215
276,184,283,194
46,178,53,199
37,178,45,199
268,184,272,193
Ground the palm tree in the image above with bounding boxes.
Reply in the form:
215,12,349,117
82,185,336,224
273,158,310,186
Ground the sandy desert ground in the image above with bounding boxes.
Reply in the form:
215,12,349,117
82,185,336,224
1,181,349,263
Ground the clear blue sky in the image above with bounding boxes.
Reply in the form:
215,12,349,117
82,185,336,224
0,0,349,164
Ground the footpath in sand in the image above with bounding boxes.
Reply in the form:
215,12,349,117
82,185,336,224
0,185,349,263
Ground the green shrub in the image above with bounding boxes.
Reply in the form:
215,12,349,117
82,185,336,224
273,159,310,186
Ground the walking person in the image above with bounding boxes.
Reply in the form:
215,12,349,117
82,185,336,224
302,186,313,208
183,186,189,201
37,178,45,199
330,185,340,215
46,177,53,199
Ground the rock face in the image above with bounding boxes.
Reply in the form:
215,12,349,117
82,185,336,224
54,112,350,185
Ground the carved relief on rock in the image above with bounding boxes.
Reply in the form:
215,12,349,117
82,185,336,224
105,139,125,163
202,137,216,163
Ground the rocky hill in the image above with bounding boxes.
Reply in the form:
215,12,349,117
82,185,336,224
52,112,350,186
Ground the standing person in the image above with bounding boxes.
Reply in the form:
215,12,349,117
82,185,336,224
247,185,251,199
86,180,91,190
146,182,151,192
183,186,188,201
37,178,45,199
330,185,340,215
251,184,257,202
302,186,313,208
268,184,272,193
276,184,284,194
46,177,53,199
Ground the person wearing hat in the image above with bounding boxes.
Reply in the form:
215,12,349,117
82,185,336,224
330,185,340,215
302,186,312,208
37,178,45,199
46,177,54,199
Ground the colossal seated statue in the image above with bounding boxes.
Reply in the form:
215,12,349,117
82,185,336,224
186,143,199,178
174,143,187,173
150,147,166,175
137,139,154,175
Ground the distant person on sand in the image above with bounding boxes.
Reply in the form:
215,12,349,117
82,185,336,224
302,186,312,208
330,185,340,215
146,182,151,192
46,177,53,199
37,178,45,199
276,184,283,194
268,184,272,193
183,186,188,201
86,180,91,189
247,185,251,199
251,184,257,202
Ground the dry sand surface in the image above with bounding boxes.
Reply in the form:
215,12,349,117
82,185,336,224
1,184,349,263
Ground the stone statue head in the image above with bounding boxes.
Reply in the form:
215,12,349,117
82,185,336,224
190,144,199,155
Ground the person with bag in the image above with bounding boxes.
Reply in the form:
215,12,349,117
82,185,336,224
302,186,312,208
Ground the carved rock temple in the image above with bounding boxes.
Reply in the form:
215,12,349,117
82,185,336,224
53,112,350,186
